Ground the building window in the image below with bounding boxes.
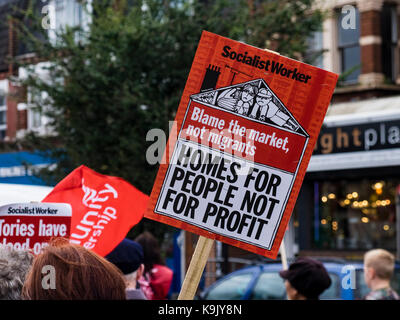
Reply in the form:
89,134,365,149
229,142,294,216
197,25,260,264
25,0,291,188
0,110,6,125
49,0,91,43
313,179,397,251
54,0,83,30
381,4,398,83
337,8,360,84
26,89,45,131
305,31,324,69
29,107,42,129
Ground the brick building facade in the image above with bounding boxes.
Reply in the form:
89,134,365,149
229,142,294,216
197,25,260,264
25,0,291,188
0,0,29,141
330,0,400,102
0,0,87,142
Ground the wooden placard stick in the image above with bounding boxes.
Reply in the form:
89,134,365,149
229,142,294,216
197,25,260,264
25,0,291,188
178,236,215,300
279,237,288,270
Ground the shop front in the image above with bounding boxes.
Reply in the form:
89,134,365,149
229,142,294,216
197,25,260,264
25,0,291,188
295,96,400,259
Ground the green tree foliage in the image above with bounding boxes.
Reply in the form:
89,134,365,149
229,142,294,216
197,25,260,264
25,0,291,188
15,0,324,238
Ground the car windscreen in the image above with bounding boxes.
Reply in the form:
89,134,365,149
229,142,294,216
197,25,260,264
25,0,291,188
320,273,341,299
205,273,254,300
250,272,287,300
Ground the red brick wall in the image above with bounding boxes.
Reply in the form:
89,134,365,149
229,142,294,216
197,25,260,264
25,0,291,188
359,9,383,77
360,10,381,37
17,109,27,131
6,81,17,139
361,44,382,74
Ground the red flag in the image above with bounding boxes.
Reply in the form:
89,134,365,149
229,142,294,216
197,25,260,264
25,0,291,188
42,165,148,256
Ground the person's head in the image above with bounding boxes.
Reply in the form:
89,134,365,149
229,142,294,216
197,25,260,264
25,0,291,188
240,84,257,102
279,257,331,300
256,88,272,106
21,238,126,300
0,246,33,300
135,231,163,273
364,249,396,289
106,238,144,289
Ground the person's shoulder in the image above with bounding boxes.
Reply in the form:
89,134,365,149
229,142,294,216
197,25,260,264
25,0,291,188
126,288,148,300
364,288,400,300
150,265,173,284
363,289,382,300
153,264,173,275
388,288,400,300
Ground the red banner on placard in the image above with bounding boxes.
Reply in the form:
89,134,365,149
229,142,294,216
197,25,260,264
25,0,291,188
0,202,72,254
42,165,148,256
180,101,307,173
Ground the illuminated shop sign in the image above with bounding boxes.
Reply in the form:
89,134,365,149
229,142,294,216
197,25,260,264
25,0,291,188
314,118,400,155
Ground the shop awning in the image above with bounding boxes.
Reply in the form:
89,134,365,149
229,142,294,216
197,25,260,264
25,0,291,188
324,95,400,124
0,151,55,185
308,95,400,172
0,183,52,206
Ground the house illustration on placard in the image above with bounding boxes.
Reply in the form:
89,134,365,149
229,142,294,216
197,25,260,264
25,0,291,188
191,78,308,137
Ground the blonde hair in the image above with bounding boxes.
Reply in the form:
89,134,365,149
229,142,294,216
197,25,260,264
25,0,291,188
364,249,395,280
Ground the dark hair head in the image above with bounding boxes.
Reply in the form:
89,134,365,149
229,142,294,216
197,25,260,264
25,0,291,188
22,238,126,300
134,231,163,273
279,257,331,299
106,238,144,275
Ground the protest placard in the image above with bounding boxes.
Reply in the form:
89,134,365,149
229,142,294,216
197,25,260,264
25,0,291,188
146,31,338,261
0,202,72,254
